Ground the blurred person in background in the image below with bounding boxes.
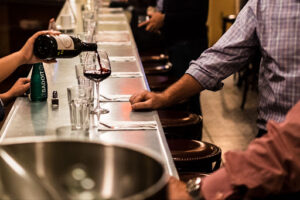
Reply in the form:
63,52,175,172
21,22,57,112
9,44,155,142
138,0,209,115
0,30,59,121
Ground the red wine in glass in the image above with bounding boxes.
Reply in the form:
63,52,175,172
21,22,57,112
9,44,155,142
83,50,111,115
84,51,111,82
84,69,111,82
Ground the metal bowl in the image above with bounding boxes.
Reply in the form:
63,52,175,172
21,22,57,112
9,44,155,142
0,139,168,200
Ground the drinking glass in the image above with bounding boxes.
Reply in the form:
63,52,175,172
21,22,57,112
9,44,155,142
83,50,111,114
81,5,96,34
67,85,92,131
82,18,96,34
77,32,93,43
75,64,95,104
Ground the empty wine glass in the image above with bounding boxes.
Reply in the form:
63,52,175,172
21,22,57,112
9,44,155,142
83,50,111,114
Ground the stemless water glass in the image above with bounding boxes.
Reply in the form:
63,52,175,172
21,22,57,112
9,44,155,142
67,85,92,131
83,50,111,114
81,5,96,33
82,18,96,33
75,63,95,104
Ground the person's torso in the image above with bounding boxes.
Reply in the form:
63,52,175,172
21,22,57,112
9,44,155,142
255,0,300,130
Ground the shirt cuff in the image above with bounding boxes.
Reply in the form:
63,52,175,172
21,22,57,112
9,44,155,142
186,62,224,91
201,168,234,200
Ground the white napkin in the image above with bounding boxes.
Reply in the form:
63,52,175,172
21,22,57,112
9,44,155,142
94,32,130,42
100,94,131,102
109,56,136,62
98,14,126,18
98,121,157,131
110,72,142,78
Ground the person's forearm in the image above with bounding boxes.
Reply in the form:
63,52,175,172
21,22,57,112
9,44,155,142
162,74,204,107
0,51,25,82
0,92,13,105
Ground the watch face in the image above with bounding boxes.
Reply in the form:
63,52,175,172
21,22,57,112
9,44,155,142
187,177,202,197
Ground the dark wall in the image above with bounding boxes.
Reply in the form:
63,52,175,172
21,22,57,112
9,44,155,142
0,0,65,57
240,0,248,9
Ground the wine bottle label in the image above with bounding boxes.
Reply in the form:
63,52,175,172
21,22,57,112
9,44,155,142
39,65,47,97
53,35,75,50
30,63,48,101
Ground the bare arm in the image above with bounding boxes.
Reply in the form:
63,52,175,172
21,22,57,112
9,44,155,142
161,74,204,106
0,52,25,82
0,78,30,105
130,74,204,110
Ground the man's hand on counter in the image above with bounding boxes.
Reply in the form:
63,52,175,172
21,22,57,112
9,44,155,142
130,90,168,110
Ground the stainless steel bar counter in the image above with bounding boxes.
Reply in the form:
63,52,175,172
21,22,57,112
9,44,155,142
0,1,178,177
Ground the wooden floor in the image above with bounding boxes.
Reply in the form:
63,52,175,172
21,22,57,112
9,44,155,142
201,75,258,159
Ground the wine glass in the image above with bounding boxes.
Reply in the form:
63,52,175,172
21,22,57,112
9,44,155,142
83,50,111,114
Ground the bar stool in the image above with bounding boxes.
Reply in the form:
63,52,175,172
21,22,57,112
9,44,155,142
141,54,169,63
167,139,222,173
158,110,203,140
141,53,172,75
146,75,178,91
141,53,177,91
143,61,172,75
142,54,203,138
222,14,236,34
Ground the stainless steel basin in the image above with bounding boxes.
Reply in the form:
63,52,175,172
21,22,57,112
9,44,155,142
0,139,168,200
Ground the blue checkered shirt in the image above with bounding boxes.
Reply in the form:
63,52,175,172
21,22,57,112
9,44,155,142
186,0,300,130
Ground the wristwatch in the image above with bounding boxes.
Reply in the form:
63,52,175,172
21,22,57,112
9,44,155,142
186,177,205,200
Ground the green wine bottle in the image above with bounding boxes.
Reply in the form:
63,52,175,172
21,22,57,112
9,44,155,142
29,63,48,101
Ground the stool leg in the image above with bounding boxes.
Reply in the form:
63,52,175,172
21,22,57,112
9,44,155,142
241,77,249,109
222,19,226,34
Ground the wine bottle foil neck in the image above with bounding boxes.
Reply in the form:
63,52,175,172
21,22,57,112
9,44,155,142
82,42,97,51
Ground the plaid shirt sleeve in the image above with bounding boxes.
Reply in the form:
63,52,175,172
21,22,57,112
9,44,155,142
186,0,259,91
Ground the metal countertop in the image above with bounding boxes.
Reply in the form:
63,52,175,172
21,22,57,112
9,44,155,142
0,1,178,178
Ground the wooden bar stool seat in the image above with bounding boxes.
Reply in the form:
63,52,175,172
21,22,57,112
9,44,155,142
167,139,222,173
141,53,172,75
141,54,169,64
158,110,202,140
143,62,172,75
147,75,178,91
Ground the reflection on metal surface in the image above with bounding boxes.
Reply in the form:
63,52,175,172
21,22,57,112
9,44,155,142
0,148,60,200
0,140,168,200
0,1,178,179
101,146,115,198
31,101,48,136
